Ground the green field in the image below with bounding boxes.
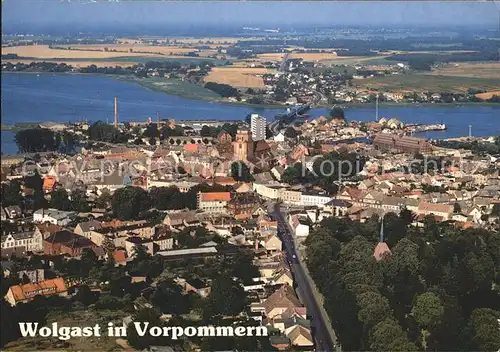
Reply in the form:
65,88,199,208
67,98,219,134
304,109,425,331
355,73,500,93
118,77,222,101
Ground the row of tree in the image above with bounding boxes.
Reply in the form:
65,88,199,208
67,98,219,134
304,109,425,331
304,213,500,351
15,128,76,154
111,184,232,220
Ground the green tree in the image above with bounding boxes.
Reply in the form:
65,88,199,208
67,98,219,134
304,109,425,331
357,291,391,327
230,161,254,182
204,275,246,319
111,186,151,220
70,188,91,212
87,121,120,143
15,128,60,153
370,318,418,352
1,180,22,206
465,308,500,351
95,189,111,209
413,292,444,328
149,186,184,210
50,188,72,211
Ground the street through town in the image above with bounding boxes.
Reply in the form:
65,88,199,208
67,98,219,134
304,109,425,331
270,202,339,352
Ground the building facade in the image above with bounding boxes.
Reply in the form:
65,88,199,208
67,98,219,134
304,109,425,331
233,128,254,161
251,114,266,141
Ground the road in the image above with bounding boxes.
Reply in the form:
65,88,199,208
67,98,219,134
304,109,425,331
269,202,339,352
279,52,290,72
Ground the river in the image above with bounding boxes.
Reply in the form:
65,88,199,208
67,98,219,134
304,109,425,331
2,73,499,154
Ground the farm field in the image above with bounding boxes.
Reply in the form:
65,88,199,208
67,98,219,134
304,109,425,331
255,52,340,62
475,91,500,100
119,36,261,45
62,44,218,57
425,62,500,80
204,66,271,88
1,44,220,61
8,59,136,67
2,45,164,59
355,73,500,93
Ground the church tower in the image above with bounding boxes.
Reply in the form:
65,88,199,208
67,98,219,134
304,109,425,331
233,127,254,161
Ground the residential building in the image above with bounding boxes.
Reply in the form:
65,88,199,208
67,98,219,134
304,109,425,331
4,278,68,306
125,236,154,258
174,277,211,298
417,202,453,221
228,192,259,219
197,192,231,213
1,231,43,254
33,208,76,226
300,191,332,207
44,230,100,257
373,134,432,154
251,114,266,141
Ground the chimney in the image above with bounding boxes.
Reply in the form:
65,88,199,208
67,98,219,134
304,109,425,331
114,96,118,128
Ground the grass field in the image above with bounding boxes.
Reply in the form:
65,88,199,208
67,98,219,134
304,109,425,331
356,73,500,93
426,62,500,79
120,76,222,101
204,67,271,88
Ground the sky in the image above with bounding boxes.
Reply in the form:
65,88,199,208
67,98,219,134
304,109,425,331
2,1,498,32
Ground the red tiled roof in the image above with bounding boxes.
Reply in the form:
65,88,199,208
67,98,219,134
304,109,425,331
184,144,199,153
8,278,67,303
200,192,231,202
43,176,56,191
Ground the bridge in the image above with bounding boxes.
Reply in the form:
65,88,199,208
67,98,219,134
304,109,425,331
269,104,310,135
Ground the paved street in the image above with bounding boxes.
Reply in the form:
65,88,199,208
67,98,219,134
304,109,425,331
270,202,339,352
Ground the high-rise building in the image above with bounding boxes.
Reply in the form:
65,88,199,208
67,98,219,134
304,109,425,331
250,114,266,141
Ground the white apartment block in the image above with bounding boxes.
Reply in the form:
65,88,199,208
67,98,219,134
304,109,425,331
251,114,266,141
300,193,333,208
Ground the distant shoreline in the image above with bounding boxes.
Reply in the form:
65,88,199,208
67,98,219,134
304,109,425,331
3,71,499,109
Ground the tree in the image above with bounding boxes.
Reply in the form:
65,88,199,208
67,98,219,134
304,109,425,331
204,275,246,319
87,121,120,143
127,308,168,350
357,291,391,327
329,106,345,120
70,188,91,212
95,189,111,209
150,279,190,315
370,318,418,352
413,292,444,328
453,203,462,214
284,127,298,139
200,125,212,137
149,186,185,210
111,186,151,220
1,180,22,206
282,163,312,185
15,128,60,153
465,308,500,351
230,161,254,182
50,188,72,211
